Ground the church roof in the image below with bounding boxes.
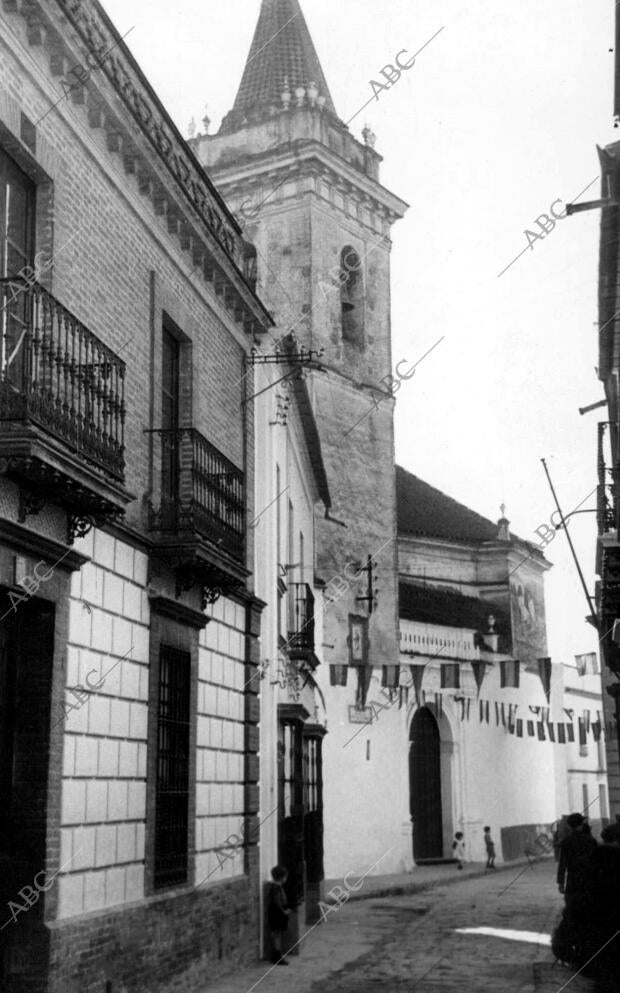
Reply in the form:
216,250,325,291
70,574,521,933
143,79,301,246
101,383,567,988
222,0,337,131
396,465,500,545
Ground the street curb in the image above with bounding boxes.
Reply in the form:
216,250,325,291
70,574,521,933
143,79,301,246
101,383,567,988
325,855,551,905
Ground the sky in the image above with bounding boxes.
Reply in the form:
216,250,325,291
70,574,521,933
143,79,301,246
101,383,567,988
100,0,616,665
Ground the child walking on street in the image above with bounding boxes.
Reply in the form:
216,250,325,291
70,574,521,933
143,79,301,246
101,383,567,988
453,831,466,870
266,865,291,965
484,825,496,869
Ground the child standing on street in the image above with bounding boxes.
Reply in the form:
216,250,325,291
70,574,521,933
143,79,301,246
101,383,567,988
484,825,496,869
452,831,466,870
266,865,291,965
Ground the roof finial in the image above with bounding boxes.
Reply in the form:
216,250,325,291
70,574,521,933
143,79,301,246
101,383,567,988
497,503,510,541
281,76,291,109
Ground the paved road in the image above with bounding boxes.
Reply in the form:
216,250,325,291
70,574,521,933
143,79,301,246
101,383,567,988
308,859,561,993
205,860,593,993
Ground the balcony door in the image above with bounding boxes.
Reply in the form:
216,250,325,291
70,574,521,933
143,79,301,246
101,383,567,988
0,147,35,387
161,327,180,518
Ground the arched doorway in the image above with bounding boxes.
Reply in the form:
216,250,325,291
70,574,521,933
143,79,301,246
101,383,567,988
409,707,443,862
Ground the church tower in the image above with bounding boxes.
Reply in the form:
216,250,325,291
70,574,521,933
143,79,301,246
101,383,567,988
195,0,409,877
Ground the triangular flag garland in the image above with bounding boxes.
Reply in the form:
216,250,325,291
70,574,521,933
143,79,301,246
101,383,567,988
409,665,426,707
471,661,488,696
537,657,552,704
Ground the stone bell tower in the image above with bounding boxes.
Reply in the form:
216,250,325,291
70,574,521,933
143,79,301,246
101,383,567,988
194,0,409,874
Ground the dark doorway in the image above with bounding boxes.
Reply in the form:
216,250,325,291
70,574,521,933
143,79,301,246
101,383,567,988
0,595,55,992
409,707,443,863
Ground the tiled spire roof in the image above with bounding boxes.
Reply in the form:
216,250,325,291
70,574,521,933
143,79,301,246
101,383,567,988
222,0,337,131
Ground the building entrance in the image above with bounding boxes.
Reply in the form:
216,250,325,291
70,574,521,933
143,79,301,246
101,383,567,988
409,707,443,862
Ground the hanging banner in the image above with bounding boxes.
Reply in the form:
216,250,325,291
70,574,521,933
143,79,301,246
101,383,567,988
409,665,426,707
537,657,552,704
435,692,443,717
471,661,488,696
355,665,373,708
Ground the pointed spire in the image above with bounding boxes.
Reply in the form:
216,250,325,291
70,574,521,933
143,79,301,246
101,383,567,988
220,0,337,133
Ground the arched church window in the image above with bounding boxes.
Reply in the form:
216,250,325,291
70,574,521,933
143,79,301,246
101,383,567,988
340,245,364,346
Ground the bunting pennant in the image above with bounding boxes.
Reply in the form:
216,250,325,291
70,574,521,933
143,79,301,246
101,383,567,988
329,664,348,686
557,723,566,744
537,722,546,741
592,721,602,742
409,665,426,707
466,698,471,721
479,699,485,723
583,709,591,734
527,720,535,736
547,723,555,742
382,664,400,689
566,723,575,742
516,718,523,737
471,661,488,696
485,700,490,723
495,702,500,726
501,703,506,728
537,657,552,704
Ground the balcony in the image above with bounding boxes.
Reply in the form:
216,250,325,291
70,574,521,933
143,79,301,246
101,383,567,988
148,428,247,604
287,583,319,668
597,483,616,535
0,278,130,539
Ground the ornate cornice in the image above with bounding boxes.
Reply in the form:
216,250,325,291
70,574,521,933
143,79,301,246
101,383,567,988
2,0,273,337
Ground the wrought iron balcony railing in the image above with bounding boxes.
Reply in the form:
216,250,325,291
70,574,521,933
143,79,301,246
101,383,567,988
150,427,245,562
597,483,616,535
0,278,125,480
288,583,316,659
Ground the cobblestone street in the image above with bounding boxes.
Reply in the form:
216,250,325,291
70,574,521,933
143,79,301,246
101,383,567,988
204,859,599,993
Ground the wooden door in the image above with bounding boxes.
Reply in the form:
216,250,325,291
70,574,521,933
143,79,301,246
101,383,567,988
409,707,443,862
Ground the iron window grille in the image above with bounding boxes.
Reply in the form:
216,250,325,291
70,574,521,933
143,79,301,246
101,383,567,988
154,645,191,889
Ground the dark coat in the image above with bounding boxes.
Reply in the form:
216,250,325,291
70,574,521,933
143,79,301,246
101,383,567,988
556,831,598,894
266,881,289,931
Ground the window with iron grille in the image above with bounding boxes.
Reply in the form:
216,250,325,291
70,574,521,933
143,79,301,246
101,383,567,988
500,660,520,688
154,644,191,889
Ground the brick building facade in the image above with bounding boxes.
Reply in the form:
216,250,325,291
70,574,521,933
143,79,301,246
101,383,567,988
0,1,272,991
